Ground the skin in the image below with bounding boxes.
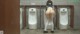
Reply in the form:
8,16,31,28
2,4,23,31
45,7,55,20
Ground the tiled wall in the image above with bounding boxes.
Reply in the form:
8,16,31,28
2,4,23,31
20,0,80,5
20,0,80,29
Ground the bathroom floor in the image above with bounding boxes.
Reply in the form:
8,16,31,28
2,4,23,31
20,28,80,34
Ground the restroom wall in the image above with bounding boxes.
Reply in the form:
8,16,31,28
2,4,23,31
20,0,80,29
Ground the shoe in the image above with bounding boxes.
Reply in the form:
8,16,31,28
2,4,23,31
43,31,48,33
51,31,54,33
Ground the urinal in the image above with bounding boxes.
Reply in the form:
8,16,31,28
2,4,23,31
28,8,37,29
20,8,23,29
59,8,68,29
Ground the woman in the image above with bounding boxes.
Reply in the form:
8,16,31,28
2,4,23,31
44,7,55,33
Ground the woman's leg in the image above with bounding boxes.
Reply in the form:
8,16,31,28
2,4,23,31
51,21,54,33
44,21,48,31
44,19,49,33
51,21,54,31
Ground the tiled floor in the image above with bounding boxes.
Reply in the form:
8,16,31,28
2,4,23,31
20,29,80,34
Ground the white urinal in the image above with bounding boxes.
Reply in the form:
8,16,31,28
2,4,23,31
20,8,23,29
28,8,37,29
59,8,68,29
